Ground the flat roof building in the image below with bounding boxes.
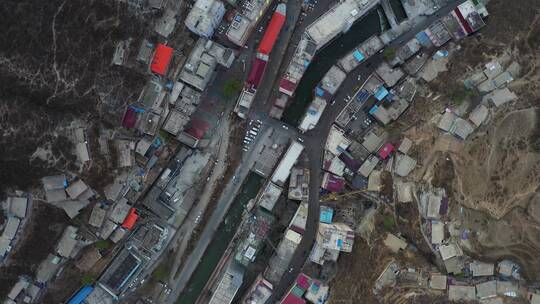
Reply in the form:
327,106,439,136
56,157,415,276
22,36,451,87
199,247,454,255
476,280,497,299
257,182,283,212
2,217,20,240
142,111,161,136
375,62,405,87
279,34,318,96
179,39,235,91
162,110,190,136
36,254,62,283
139,80,165,110
471,260,495,277
6,197,27,218
109,198,132,224
226,0,273,47
99,248,144,298
439,243,463,261
66,180,88,200
317,222,354,252
56,225,78,258
483,88,517,107
325,125,351,156
299,97,327,133
0,237,11,258
271,141,304,187
361,127,386,153
394,153,417,177
290,202,308,233
306,0,379,49
431,220,444,244
358,155,379,178
150,44,174,76
383,233,407,253
266,228,302,283
395,181,414,203
209,261,244,304
469,104,489,127
43,175,68,203
339,35,384,72
242,275,273,304
85,285,115,304
318,65,347,96
235,209,274,266
154,9,177,38
288,167,309,201
185,0,225,38
420,188,446,219
89,204,107,228
429,274,447,290
449,285,476,301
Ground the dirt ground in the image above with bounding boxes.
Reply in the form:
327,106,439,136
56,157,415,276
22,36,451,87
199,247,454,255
453,109,540,218
328,209,441,304
405,0,540,282
328,0,540,299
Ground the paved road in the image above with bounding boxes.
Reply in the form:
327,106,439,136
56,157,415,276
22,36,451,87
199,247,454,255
166,115,230,284
251,0,303,113
265,0,468,301
164,0,468,302
163,122,275,303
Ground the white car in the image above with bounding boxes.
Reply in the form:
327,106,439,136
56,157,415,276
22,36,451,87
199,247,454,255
297,137,304,143
282,124,289,130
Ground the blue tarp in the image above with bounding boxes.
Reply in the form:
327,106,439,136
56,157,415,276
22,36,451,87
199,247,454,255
303,59,310,67
369,105,379,115
374,86,389,101
337,239,343,248
415,31,432,47
353,50,365,62
315,86,325,97
68,285,94,304
129,105,146,113
319,206,334,224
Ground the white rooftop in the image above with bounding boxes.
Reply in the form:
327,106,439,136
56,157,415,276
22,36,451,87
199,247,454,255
271,141,304,186
185,0,225,38
431,220,444,244
320,65,347,95
299,97,327,133
449,285,476,301
306,0,379,48
258,182,283,212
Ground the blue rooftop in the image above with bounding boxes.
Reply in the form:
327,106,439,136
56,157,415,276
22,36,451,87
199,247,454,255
315,86,325,97
319,206,334,224
369,104,379,115
374,86,389,101
68,285,94,304
415,31,432,47
353,50,365,62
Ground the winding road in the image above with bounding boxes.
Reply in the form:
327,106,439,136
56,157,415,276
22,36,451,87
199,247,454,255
165,0,468,302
